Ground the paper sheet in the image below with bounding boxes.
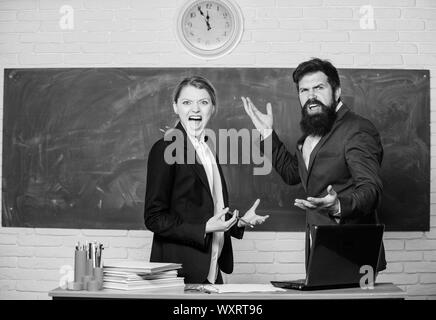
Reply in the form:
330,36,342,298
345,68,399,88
202,284,286,293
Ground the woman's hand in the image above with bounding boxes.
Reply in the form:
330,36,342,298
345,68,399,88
205,207,238,233
237,199,270,228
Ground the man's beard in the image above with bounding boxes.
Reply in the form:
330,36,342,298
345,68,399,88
299,98,337,136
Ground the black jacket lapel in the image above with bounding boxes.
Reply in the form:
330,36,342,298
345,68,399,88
296,135,309,191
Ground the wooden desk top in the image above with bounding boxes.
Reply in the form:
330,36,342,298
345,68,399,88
49,282,405,300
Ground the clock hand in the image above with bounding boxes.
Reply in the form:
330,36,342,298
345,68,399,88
197,6,212,31
206,11,211,30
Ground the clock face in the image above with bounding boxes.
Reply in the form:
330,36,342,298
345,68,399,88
182,1,234,51
177,0,244,59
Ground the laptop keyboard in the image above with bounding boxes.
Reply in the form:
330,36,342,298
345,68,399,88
271,279,306,289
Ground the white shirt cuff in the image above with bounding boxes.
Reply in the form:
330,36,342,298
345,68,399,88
333,200,341,224
260,129,273,140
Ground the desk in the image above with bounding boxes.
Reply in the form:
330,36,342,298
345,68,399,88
49,283,405,300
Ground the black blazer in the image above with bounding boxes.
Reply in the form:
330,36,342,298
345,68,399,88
144,122,244,283
265,105,386,272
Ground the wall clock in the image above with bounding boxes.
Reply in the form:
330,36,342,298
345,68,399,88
176,0,244,59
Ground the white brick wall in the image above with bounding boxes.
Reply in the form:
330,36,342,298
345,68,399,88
0,0,435,300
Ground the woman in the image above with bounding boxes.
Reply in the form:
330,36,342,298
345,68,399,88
144,76,268,284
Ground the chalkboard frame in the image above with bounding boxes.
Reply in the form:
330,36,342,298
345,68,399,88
1,67,430,231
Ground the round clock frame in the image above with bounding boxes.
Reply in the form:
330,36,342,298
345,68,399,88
176,0,244,59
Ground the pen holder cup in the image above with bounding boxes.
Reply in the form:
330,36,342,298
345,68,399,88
82,275,94,290
87,280,101,291
74,250,87,283
67,281,83,291
93,267,104,290
86,258,94,276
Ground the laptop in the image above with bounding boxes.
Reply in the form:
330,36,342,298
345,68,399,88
271,224,384,291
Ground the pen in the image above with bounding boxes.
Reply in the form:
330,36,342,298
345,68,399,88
88,242,92,260
91,242,96,268
236,216,255,228
99,244,104,268
228,208,255,228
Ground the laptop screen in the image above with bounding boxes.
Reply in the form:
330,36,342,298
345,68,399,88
305,224,384,288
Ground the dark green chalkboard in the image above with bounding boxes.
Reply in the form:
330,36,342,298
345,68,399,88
2,68,430,231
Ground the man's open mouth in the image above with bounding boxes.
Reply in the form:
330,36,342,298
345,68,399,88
308,103,321,110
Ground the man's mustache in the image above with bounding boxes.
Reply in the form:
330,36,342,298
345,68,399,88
303,98,327,110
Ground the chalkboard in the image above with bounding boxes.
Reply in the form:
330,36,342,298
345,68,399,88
1,68,430,231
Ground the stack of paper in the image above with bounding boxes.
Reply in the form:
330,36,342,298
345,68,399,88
102,261,184,291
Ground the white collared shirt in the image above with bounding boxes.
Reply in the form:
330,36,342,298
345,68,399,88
183,124,225,284
187,132,214,194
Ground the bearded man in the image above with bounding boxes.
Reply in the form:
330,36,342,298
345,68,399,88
241,58,386,274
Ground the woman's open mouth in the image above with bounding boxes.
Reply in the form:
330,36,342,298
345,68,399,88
188,115,202,121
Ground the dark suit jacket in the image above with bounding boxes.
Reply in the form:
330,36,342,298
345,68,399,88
265,105,386,272
144,122,244,283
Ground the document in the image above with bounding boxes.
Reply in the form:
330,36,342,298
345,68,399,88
202,284,286,293
103,260,182,274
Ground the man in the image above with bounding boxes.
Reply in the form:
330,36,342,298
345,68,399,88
241,58,386,273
